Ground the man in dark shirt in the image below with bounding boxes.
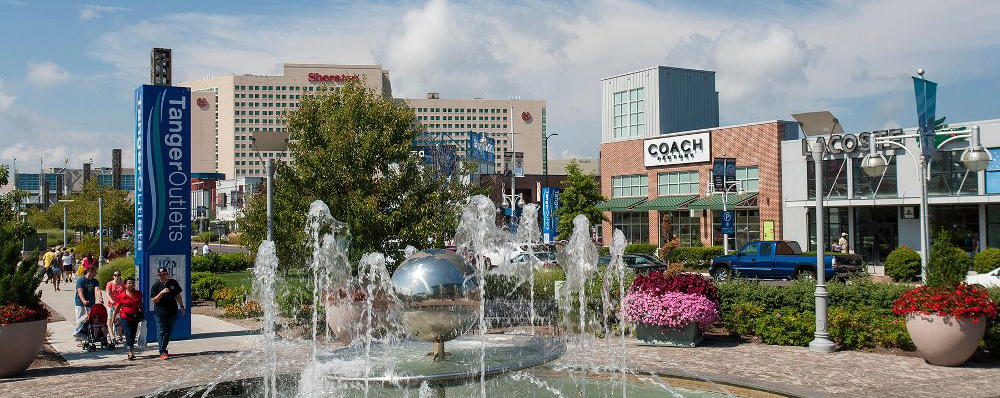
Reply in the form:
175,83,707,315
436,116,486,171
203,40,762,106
150,266,185,360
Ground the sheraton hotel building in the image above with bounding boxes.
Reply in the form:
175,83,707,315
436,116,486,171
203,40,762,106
598,66,1000,264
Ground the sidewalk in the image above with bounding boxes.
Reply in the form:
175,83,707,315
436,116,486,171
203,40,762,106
36,280,260,366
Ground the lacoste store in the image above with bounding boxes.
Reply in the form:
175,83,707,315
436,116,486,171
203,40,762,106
598,121,796,248
781,118,1000,265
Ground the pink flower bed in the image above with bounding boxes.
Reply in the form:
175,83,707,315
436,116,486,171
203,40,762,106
623,290,720,330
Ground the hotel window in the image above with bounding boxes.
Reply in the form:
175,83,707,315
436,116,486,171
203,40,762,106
612,88,645,139
613,212,649,244
612,174,647,198
736,166,760,192
657,171,698,196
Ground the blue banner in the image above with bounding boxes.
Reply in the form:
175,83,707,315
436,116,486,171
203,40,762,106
913,77,938,158
720,210,735,235
541,188,552,242
552,189,561,241
135,85,192,340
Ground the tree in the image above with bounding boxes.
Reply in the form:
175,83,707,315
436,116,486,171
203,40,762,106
0,165,34,240
240,81,481,273
555,160,606,240
24,180,132,237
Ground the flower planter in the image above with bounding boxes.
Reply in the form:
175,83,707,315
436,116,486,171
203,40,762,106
0,320,47,377
635,322,703,347
905,314,986,366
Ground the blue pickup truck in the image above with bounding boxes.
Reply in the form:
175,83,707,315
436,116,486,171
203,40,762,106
709,240,863,282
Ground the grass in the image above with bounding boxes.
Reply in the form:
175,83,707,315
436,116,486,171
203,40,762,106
217,270,253,289
38,228,77,247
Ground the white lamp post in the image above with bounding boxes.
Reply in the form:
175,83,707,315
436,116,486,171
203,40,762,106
861,124,990,282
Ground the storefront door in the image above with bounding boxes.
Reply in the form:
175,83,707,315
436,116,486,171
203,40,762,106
854,207,898,265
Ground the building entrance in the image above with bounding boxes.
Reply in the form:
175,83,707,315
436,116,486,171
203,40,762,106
854,207,898,265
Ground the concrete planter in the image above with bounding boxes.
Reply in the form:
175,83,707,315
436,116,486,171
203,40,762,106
0,320,47,377
905,313,987,366
635,322,703,347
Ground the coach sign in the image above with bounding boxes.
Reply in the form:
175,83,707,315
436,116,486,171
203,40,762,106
644,132,711,167
134,85,192,340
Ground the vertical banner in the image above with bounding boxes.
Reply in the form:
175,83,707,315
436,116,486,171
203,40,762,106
135,85,192,340
913,76,938,159
541,188,552,242
551,189,561,241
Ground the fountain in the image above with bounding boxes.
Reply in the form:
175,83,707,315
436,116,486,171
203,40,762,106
153,195,762,398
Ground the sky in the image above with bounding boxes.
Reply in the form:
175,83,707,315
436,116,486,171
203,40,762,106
1,0,999,172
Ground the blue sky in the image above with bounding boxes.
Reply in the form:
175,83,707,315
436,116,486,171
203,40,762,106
1,0,999,171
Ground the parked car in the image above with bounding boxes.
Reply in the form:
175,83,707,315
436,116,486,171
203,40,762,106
709,240,863,282
966,266,1000,288
511,251,559,268
595,254,667,272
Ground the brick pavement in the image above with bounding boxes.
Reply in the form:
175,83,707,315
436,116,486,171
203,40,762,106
3,333,999,398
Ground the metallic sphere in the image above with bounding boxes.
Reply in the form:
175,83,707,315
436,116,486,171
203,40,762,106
917,68,925,77
391,249,480,343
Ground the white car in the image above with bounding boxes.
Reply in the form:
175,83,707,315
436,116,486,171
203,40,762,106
966,266,1000,288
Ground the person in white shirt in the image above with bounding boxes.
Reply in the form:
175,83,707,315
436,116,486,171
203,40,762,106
202,243,211,255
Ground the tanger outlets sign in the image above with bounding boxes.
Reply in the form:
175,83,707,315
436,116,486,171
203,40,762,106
644,132,711,167
307,73,360,82
800,128,905,156
135,85,192,340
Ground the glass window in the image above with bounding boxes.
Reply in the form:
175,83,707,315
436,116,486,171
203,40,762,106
736,166,759,192
613,211,649,244
853,156,898,198
988,205,1000,248
612,87,645,139
807,207,849,252
739,242,758,256
658,211,700,246
759,242,774,256
612,174,648,198
928,151,978,196
713,210,760,249
929,205,979,252
807,158,848,199
657,171,699,196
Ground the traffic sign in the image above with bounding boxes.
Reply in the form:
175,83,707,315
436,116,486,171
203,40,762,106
721,210,735,235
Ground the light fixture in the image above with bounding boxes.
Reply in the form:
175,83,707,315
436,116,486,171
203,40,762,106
860,153,889,177
962,146,991,172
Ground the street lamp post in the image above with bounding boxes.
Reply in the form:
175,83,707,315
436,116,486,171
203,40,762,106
98,194,104,265
543,133,558,189
861,124,990,282
809,141,836,353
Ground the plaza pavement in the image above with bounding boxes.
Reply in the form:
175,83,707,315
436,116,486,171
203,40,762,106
1,283,998,398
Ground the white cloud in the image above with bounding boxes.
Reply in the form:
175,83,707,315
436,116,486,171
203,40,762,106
79,5,130,21
0,79,13,112
81,0,1000,161
0,107,127,169
26,61,70,87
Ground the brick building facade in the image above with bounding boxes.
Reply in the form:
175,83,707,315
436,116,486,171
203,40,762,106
598,121,794,248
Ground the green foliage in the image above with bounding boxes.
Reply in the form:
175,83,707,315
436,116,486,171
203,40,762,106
555,160,606,240
240,81,482,272
974,248,1000,274
669,246,724,269
829,307,912,350
0,165,35,242
716,276,911,315
985,288,1000,355
0,227,43,312
624,243,657,255
277,284,313,319
722,302,764,336
884,246,922,282
192,253,253,273
194,231,218,243
96,257,135,286
192,275,226,301
927,230,972,287
753,307,815,346
597,246,610,256
26,180,132,236
73,235,112,258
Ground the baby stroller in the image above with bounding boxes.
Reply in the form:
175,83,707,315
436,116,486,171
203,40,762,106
81,303,115,352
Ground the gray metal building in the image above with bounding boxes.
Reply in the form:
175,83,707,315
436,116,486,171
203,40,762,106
600,66,719,143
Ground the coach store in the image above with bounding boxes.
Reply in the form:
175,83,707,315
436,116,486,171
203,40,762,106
781,118,1000,265
598,121,795,248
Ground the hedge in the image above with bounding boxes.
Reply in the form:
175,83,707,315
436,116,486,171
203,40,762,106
668,246,723,269
192,252,254,273
97,256,135,286
624,243,657,255
884,246,921,282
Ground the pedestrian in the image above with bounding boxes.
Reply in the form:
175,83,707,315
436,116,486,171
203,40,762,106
202,242,211,256
81,254,96,274
73,267,102,340
112,276,143,361
49,250,63,291
61,249,74,286
64,248,76,283
838,233,849,254
42,248,57,283
105,270,126,340
151,267,184,360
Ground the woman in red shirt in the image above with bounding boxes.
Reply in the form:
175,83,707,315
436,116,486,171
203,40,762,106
112,277,143,360
105,271,126,340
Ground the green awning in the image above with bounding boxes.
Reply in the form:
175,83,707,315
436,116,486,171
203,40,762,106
633,194,699,211
596,197,647,211
686,193,759,210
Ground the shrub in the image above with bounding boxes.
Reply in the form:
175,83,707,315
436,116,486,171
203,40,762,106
73,235,112,258
829,307,912,350
667,246,723,269
927,230,972,287
624,243,657,255
0,228,48,324
974,248,1000,275
225,232,243,246
753,307,814,346
722,302,764,336
192,275,226,301
597,246,610,256
192,252,253,273
97,256,135,286
191,271,213,285
224,301,262,318
194,231,218,243
109,239,133,257
884,246,921,282
213,286,251,308
624,271,720,331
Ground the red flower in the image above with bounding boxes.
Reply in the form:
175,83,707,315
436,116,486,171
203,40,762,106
0,303,50,325
892,283,998,320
